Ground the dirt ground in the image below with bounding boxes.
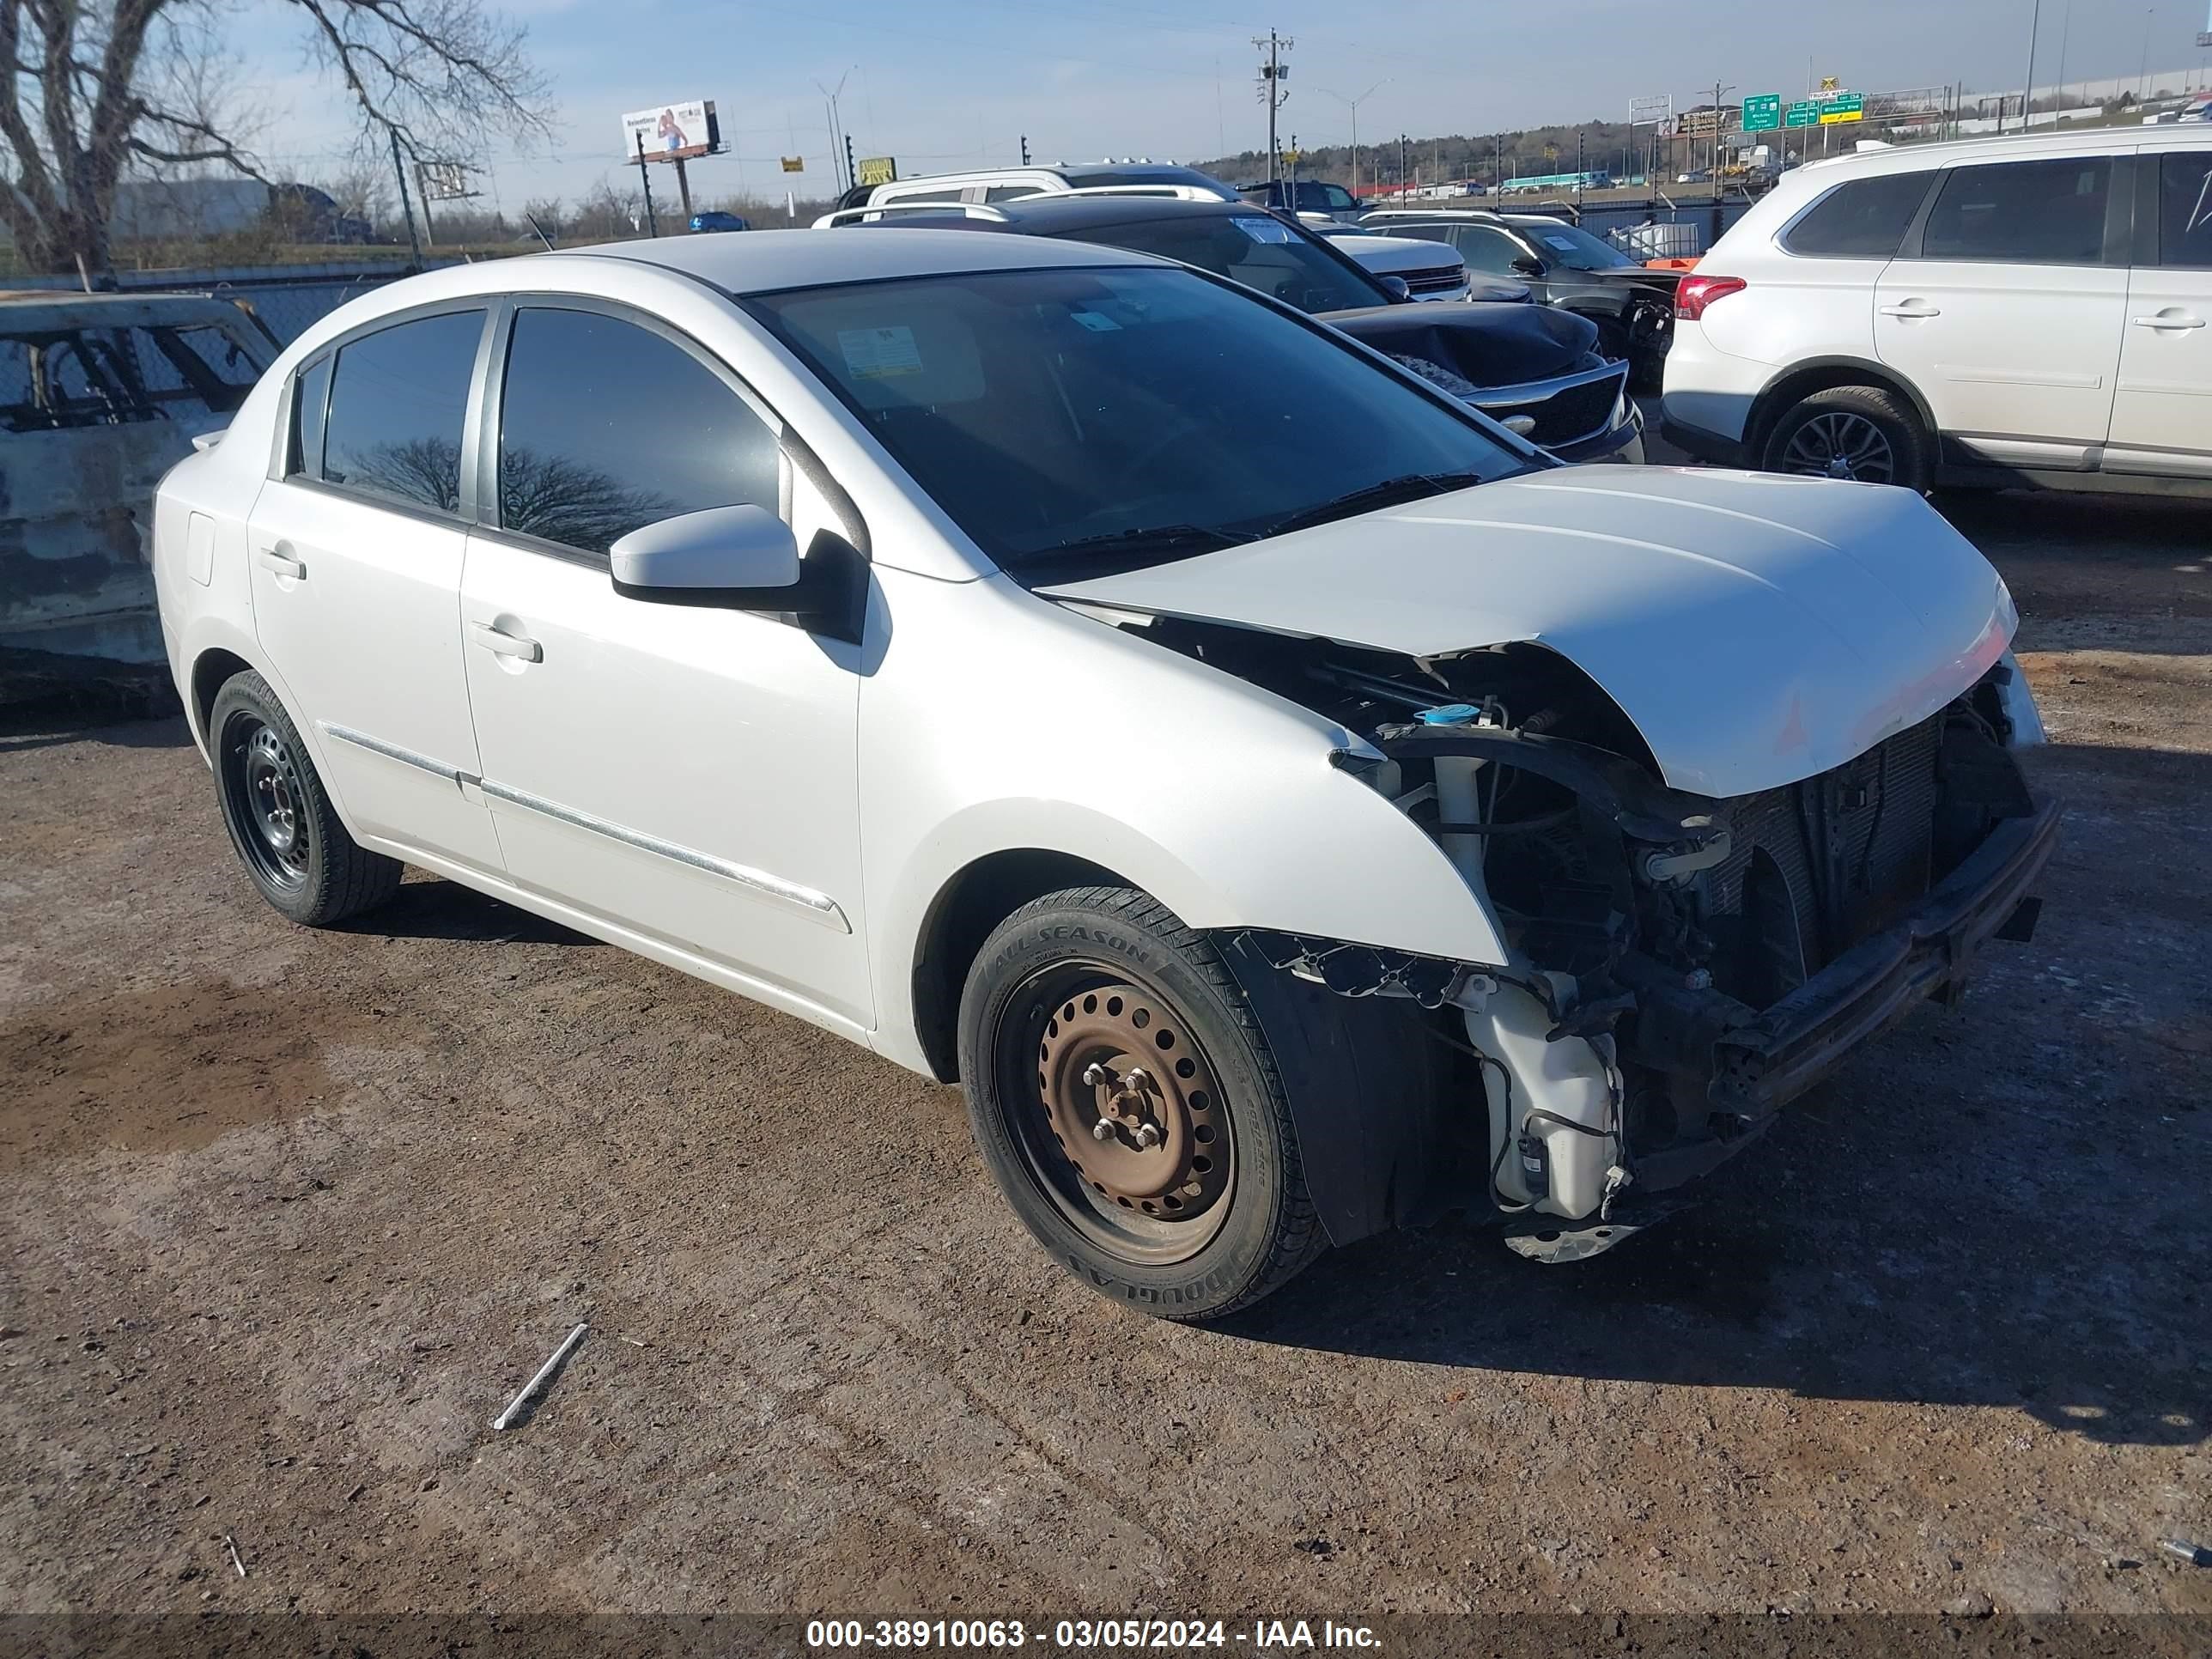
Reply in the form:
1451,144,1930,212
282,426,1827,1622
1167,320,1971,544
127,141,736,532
1,480,2207,1632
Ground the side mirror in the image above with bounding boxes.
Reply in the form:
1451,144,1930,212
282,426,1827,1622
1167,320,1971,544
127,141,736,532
1378,274,1413,302
1511,254,1547,278
611,504,799,602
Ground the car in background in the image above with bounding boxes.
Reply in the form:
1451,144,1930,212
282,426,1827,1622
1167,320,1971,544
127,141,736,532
690,210,752,234
1662,127,2212,495
2178,94,2209,124
1361,206,1686,387
2,291,274,702
1236,179,1364,223
820,194,1641,464
1313,225,1486,303
831,161,1236,214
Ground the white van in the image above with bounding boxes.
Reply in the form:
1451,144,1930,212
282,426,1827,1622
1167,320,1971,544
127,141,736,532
1661,127,2212,495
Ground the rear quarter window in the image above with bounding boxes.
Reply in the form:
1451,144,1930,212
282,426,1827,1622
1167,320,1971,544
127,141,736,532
2157,150,2212,267
1780,173,1936,258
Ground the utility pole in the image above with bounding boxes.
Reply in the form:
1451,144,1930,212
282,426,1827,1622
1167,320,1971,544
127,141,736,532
2139,8,2155,100
1254,31,1292,185
1711,80,1735,203
1020,134,1031,165
1494,131,1503,195
2017,0,2044,135
389,129,423,265
845,133,858,195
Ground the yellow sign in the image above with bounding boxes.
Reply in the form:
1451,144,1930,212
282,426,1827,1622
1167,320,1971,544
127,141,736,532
1820,75,1839,91
1284,148,1301,166
857,155,897,187
780,155,805,173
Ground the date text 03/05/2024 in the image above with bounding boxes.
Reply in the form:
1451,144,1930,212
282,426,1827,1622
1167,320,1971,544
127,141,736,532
805,1618,1382,1650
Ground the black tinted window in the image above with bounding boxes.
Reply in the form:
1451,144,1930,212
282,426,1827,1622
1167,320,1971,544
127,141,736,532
498,307,779,555
291,355,332,477
1783,173,1934,258
322,310,483,512
2157,150,2212,268
1920,157,2111,264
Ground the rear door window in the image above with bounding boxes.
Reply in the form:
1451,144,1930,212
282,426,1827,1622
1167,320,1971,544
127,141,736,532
320,309,485,514
495,306,780,556
1782,173,1936,258
1917,156,2112,264
2155,150,2212,267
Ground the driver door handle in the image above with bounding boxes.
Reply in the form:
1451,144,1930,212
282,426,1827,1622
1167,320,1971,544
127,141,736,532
254,545,307,580
1879,301,1942,319
2131,313,2206,330
469,621,543,663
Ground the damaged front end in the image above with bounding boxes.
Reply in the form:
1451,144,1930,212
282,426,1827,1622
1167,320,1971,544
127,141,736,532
1200,629,2060,1261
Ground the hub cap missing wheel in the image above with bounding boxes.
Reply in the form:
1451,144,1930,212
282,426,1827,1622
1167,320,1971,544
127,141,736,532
1036,983,1226,1223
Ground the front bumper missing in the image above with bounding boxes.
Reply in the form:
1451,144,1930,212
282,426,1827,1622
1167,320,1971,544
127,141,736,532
1710,793,2063,1115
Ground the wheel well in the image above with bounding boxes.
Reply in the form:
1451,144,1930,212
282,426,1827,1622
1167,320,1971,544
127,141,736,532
1748,361,1935,460
190,648,252,744
910,849,1123,1084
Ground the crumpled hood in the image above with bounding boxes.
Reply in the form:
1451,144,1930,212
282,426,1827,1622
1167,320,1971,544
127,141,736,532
1321,301,1598,386
1038,465,2014,799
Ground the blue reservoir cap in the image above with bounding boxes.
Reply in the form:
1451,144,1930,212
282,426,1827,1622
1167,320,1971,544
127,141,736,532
1418,703,1482,726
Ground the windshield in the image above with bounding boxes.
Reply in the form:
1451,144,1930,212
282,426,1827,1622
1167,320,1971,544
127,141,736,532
747,266,1522,576
1049,213,1384,314
1519,221,1635,270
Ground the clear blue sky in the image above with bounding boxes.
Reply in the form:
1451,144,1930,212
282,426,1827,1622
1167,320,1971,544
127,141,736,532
238,0,2212,208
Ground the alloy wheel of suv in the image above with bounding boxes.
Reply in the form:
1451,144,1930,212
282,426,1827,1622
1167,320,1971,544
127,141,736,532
1763,385,1932,493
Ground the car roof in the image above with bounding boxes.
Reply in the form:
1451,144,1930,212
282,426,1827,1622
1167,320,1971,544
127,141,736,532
566,224,1161,292
981,195,1282,233
0,290,264,330
1784,122,2212,184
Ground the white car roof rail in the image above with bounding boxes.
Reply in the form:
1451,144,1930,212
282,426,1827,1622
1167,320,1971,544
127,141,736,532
1051,184,1230,202
812,203,1012,229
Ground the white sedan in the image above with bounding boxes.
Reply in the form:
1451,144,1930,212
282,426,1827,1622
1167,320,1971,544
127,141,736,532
154,229,2059,1319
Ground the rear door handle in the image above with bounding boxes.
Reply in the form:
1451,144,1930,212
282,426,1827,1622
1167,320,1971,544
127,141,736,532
2131,313,2206,330
1879,301,1942,319
254,545,307,580
469,620,543,663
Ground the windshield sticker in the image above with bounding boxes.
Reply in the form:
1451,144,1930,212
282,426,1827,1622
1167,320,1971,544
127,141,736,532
1068,309,1123,332
1542,234,1580,252
836,325,923,380
1231,216,1298,244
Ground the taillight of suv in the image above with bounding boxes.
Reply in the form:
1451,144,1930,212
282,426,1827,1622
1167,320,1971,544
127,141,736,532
1674,275,1747,322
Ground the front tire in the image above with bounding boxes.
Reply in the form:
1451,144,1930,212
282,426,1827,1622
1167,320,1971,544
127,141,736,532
210,670,402,927
1761,384,1933,491
957,886,1324,1321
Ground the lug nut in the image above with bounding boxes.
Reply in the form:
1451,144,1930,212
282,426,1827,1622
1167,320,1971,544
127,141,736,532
1082,1062,1110,1087
1135,1123,1162,1149
1091,1119,1115,1140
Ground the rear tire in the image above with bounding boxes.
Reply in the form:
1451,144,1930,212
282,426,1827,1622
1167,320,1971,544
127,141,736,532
956,885,1324,1321
210,670,403,927
1761,384,1933,492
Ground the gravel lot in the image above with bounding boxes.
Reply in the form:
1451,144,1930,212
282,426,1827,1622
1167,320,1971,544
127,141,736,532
2,477,2207,1629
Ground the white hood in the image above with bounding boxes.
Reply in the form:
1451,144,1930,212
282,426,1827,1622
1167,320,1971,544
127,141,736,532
1329,233,1466,276
1039,466,2015,799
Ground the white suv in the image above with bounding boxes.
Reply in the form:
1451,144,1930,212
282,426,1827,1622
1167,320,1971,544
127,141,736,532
1662,127,2212,495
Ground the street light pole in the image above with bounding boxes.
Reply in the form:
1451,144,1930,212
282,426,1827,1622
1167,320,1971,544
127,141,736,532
2142,8,2157,100
2014,0,2044,134
1316,80,1388,198
815,67,855,193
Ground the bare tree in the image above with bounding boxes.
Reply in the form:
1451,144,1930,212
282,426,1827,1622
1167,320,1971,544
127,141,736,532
0,0,548,275
519,194,562,246
569,178,641,244
328,160,396,231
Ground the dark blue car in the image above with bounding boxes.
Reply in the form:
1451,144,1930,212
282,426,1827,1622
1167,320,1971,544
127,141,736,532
688,211,750,234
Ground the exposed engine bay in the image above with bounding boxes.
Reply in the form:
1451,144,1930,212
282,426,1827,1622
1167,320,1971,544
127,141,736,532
1099,611,2058,1260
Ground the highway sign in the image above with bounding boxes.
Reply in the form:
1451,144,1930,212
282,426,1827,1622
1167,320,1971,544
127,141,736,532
1742,94,1783,131
1784,100,1821,128
1820,92,1865,125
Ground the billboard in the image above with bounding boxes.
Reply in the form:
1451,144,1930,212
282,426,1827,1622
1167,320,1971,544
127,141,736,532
620,99,720,162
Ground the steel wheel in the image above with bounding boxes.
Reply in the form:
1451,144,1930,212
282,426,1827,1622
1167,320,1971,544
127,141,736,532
1778,410,1897,483
1001,965,1236,1264
222,714,311,891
